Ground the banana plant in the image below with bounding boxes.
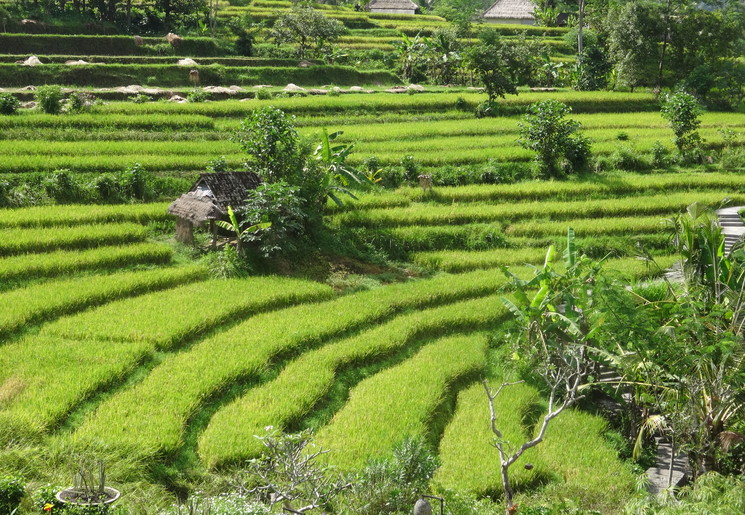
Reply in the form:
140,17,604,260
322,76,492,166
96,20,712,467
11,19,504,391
314,128,370,207
215,205,271,254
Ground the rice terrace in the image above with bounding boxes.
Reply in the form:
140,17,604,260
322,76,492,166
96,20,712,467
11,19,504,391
0,0,744,514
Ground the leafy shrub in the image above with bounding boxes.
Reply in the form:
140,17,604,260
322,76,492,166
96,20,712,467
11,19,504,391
256,88,273,100
187,89,209,103
562,133,592,174
399,155,419,184
67,92,95,113
91,173,122,203
241,181,308,256
0,93,20,115
128,94,150,103
0,475,24,514
518,99,588,178
474,100,499,118
35,85,64,114
337,437,438,514
43,169,86,203
202,245,252,279
661,91,703,154
454,96,469,111
651,141,672,168
206,156,229,173
604,145,652,172
118,163,152,201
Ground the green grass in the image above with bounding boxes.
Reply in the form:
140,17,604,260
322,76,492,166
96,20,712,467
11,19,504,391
413,247,549,272
0,265,205,340
314,333,488,471
198,294,510,468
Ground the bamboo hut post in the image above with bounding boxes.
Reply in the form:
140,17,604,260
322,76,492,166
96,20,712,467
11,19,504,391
210,219,217,250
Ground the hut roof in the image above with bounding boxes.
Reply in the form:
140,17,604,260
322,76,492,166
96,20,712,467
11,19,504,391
483,0,536,20
190,171,261,211
367,0,418,11
167,172,262,224
167,194,224,225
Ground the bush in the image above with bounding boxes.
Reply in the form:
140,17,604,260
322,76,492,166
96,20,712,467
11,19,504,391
256,88,273,100
0,475,24,514
35,85,64,114
474,100,499,118
118,163,152,201
43,169,86,203
0,93,20,115
67,92,95,113
337,437,438,514
240,181,308,256
187,89,209,103
91,173,123,202
518,99,588,178
661,91,703,154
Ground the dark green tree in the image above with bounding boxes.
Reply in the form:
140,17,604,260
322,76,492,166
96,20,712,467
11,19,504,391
270,5,346,58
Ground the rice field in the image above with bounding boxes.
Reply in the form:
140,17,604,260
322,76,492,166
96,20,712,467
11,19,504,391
0,83,742,513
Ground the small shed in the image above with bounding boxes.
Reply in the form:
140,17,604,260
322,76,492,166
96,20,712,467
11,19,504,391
483,0,536,25
167,172,261,246
367,0,418,15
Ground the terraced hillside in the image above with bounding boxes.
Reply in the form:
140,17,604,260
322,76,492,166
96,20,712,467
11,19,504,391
3,162,741,511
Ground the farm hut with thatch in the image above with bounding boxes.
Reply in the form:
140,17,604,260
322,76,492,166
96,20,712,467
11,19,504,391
367,0,418,15
483,0,536,25
167,171,261,246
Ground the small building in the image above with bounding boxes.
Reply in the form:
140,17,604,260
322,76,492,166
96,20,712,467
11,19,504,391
483,0,536,25
167,171,261,246
367,0,418,15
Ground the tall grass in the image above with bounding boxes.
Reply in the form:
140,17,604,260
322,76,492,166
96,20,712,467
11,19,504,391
314,333,488,471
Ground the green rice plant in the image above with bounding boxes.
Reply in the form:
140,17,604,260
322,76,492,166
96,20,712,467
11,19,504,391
198,294,510,468
0,202,170,228
68,269,524,461
352,223,507,257
0,335,155,445
0,242,172,283
0,222,147,256
0,152,246,174
0,277,331,442
0,113,214,131
41,277,333,347
505,215,671,238
396,172,745,204
314,333,488,471
412,247,548,273
335,191,742,229
0,265,206,339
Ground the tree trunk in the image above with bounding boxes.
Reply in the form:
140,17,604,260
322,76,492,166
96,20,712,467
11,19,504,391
501,462,515,515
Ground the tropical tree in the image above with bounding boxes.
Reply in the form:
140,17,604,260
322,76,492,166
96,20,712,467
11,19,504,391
488,229,601,514
270,5,346,58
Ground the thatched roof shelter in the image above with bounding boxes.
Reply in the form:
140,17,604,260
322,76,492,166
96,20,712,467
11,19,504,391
367,0,418,15
483,0,536,25
167,172,261,245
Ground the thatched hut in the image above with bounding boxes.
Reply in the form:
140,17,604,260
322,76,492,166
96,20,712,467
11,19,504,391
483,0,536,25
367,0,418,15
167,172,261,246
